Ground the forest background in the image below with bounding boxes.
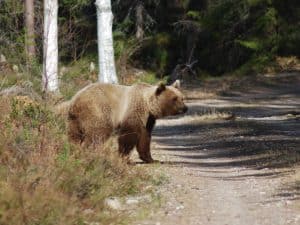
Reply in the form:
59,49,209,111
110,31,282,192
1,0,299,86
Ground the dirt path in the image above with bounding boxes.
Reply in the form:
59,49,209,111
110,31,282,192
138,73,300,225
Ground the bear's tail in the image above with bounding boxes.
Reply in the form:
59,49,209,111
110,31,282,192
53,100,71,119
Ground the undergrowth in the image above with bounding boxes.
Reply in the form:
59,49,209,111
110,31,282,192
0,96,156,225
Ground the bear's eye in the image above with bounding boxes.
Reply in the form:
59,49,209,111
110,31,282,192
172,96,178,102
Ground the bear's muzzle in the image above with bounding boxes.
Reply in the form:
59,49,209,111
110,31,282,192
182,105,188,113
178,105,188,114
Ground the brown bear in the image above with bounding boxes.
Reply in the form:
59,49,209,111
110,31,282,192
65,80,187,163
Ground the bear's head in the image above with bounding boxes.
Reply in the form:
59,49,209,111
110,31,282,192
149,80,188,118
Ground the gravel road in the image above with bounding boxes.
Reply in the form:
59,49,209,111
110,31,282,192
138,73,300,225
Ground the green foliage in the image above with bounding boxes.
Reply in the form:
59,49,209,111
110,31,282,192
10,98,55,128
58,0,96,61
1,0,299,80
192,0,299,75
113,30,132,60
234,54,273,75
180,0,191,9
61,0,91,8
0,0,26,65
129,33,173,77
137,72,160,84
60,57,97,99
0,62,43,96
187,11,201,20
236,40,261,51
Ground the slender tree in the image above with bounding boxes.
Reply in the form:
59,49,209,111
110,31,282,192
42,0,59,93
24,0,36,60
135,1,144,40
95,0,118,83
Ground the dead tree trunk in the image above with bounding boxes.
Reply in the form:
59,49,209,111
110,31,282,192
25,0,36,60
135,1,144,41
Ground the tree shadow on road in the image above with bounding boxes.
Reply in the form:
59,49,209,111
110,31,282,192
154,119,300,170
153,73,300,205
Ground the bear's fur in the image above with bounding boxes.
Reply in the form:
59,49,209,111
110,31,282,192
64,81,187,163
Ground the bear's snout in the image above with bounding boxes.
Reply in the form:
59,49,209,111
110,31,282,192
182,105,188,113
177,105,188,114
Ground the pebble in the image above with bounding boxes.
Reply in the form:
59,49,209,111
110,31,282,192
104,197,122,210
59,66,68,76
126,198,139,205
12,65,19,73
89,62,96,72
83,208,94,215
285,200,292,205
176,205,184,210
124,194,152,205
0,54,6,62
143,185,153,191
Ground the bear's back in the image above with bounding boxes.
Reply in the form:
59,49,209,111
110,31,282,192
69,82,157,131
70,83,150,126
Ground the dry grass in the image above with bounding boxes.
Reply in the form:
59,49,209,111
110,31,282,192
275,56,300,71
0,97,157,225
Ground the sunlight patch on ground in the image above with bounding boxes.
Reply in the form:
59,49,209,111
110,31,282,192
185,90,216,100
244,114,300,121
157,112,233,126
190,100,299,109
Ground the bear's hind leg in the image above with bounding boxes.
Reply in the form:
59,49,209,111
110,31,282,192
68,118,84,144
118,133,137,158
83,127,112,148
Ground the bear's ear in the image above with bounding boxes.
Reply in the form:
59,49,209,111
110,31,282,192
172,80,181,89
155,83,166,96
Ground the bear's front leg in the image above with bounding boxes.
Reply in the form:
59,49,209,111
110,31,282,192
137,130,155,163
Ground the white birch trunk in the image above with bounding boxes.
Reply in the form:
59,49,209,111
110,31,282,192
42,0,59,92
95,0,118,84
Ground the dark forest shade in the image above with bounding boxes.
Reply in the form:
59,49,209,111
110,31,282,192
0,0,299,76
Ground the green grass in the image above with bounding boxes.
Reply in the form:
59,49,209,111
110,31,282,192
136,71,167,85
59,58,98,99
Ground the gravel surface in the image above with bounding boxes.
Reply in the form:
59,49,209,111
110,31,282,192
136,73,300,225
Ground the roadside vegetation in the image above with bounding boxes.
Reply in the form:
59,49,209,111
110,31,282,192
0,92,164,225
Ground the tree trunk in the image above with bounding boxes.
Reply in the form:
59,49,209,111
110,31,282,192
42,0,59,93
24,0,36,60
135,1,144,41
95,0,118,84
